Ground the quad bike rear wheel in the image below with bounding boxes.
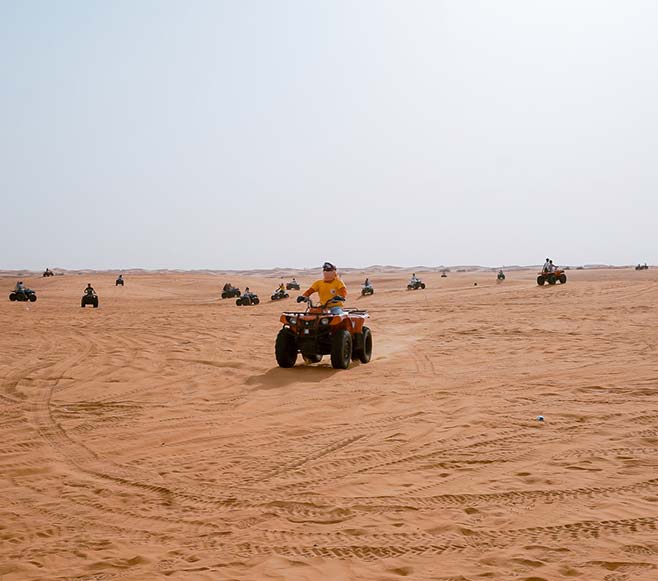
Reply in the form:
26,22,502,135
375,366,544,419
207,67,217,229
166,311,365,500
331,330,352,369
537,276,545,285
9,293,16,301
252,297,260,305
352,326,372,364
559,274,567,284
276,329,298,367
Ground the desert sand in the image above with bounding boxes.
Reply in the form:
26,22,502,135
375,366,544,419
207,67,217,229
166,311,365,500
1,267,658,580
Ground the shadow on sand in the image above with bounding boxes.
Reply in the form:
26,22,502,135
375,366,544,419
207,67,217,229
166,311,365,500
246,364,340,389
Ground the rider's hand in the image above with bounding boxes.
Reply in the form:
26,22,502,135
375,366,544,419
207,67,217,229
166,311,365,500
296,296,307,303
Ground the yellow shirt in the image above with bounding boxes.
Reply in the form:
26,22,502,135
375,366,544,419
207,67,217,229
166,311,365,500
307,277,347,306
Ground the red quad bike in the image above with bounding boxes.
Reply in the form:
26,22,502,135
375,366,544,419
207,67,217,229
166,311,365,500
537,269,567,286
275,296,373,369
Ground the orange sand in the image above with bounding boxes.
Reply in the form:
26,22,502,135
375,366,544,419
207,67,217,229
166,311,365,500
1,268,658,580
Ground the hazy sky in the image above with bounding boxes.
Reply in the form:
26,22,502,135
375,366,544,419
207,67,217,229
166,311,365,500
2,0,657,270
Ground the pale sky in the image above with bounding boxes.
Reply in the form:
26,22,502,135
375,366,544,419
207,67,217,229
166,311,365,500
2,0,657,270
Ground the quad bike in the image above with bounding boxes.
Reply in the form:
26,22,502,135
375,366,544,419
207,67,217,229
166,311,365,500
361,284,374,296
271,289,290,301
275,296,372,370
221,286,241,299
115,277,124,286
635,264,649,271
236,292,259,306
81,291,99,308
42,270,54,277
9,288,37,302
441,271,448,278
497,271,506,281
286,281,301,291
537,269,567,286
407,280,426,290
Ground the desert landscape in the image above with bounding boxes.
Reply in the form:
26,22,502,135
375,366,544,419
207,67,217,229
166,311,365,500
1,267,658,580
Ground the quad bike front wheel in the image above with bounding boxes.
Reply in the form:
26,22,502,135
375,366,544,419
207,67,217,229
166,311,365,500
275,329,298,367
537,276,545,286
353,326,373,364
331,330,352,369
559,274,567,284
9,293,16,301
252,297,260,305
236,298,242,306
29,294,37,302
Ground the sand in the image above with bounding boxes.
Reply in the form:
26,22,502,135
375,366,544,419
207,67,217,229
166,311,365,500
1,268,658,580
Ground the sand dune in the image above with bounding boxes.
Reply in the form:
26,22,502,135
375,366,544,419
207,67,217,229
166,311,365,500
2,268,658,580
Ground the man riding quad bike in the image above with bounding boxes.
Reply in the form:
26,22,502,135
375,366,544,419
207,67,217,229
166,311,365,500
497,270,506,281
361,277,374,296
276,295,372,369
271,284,290,301
9,281,37,302
81,284,99,308
221,283,241,299
407,273,426,290
286,278,301,290
236,288,259,306
115,274,124,286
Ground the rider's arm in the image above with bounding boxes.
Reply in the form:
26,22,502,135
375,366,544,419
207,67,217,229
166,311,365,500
302,280,320,298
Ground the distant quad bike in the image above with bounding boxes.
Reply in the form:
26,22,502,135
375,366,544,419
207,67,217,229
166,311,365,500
286,281,301,291
407,280,426,290
42,269,54,277
441,271,447,278
236,292,259,306
497,271,506,281
276,296,372,369
221,285,241,299
271,288,290,301
9,288,37,302
361,284,374,296
81,291,99,308
635,264,649,271
537,269,567,286
115,277,124,286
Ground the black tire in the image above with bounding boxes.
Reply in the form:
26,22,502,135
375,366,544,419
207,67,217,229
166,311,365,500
353,326,373,364
302,354,322,364
275,329,298,368
92,298,98,308
221,292,227,299
252,297,259,305
537,276,545,286
29,294,37,302
9,293,16,301
236,298,242,306
559,274,567,284
81,300,86,307
330,330,352,369
407,285,412,290
547,275,557,285
420,283,426,289
284,293,289,298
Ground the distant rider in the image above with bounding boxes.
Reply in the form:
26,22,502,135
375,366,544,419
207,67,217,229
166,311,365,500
299,262,347,314
15,281,26,294
542,258,551,273
364,277,370,287
85,283,95,295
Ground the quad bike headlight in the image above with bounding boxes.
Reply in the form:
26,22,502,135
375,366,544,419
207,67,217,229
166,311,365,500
288,316,297,325
320,318,329,325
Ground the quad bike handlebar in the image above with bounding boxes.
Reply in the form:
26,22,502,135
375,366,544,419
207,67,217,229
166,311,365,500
296,295,344,309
